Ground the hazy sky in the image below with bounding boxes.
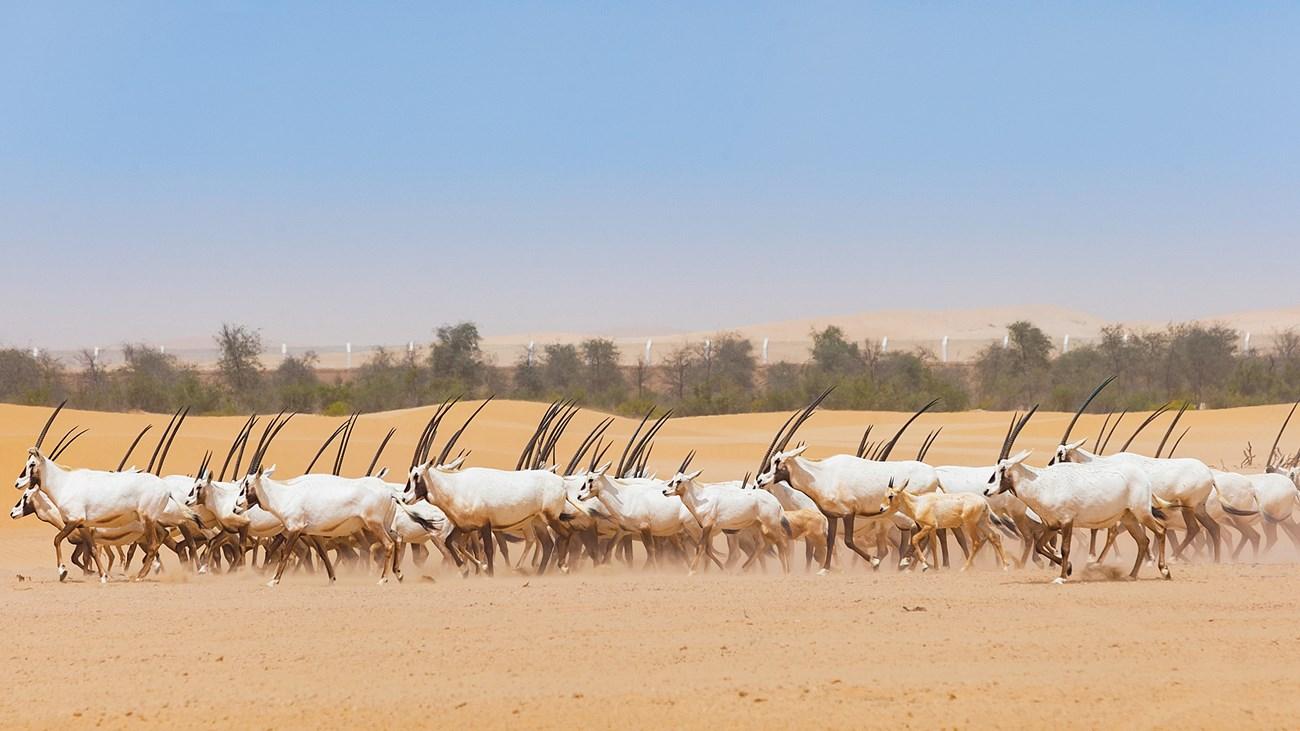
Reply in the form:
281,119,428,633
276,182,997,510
4,4,1299,349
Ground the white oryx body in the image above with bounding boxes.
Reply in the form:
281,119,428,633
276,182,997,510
664,472,791,573
987,450,1170,582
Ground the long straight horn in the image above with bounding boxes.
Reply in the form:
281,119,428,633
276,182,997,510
219,415,257,482
145,407,183,475
617,408,656,478
876,398,941,461
1167,428,1190,458
1266,400,1300,470
1093,412,1113,452
117,425,152,472
1060,376,1115,446
589,439,613,472
1154,402,1190,459
757,410,801,477
1004,406,1038,459
231,416,260,480
916,428,942,462
367,428,397,477
517,401,563,471
48,427,78,459
565,417,613,475
437,396,493,466
333,413,360,476
676,450,696,476
536,404,580,470
421,397,461,466
51,428,90,461
1099,410,1127,455
155,406,190,475
998,412,1019,462
775,386,835,454
306,418,350,474
625,411,672,476
1118,403,1172,453
34,399,68,450
855,425,874,459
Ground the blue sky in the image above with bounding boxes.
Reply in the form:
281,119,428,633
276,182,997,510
3,3,1298,348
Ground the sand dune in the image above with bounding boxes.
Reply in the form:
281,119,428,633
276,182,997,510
5,400,1300,729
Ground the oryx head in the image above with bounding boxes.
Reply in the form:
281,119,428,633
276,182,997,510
16,401,66,490
187,452,214,507
878,478,911,514
234,466,274,515
986,450,1032,497
576,462,610,501
661,451,700,498
756,444,807,488
1051,439,1088,466
10,486,37,520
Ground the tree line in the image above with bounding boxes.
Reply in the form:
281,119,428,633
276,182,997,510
3,320,1300,416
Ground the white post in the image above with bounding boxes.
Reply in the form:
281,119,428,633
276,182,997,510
1063,334,1070,354
93,346,100,360
281,343,288,359
761,337,769,365
941,336,949,363
644,339,653,365
1244,331,1252,352
346,342,352,369
159,345,165,355
31,347,38,358
527,341,535,366
1123,332,1129,344
881,336,888,353
408,341,414,354
704,339,711,360
1002,334,1010,349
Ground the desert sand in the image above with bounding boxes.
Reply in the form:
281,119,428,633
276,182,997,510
4,400,1300,729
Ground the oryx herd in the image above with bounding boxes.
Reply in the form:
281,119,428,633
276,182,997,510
11,377,1300,587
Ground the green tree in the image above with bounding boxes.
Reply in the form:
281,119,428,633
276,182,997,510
429,322,487,393
581,338,625,404
542,343,582,394
215,323,264,407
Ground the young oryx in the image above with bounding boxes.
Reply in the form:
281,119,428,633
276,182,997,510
404,398,570,576
754,393,942,574
234,414,399,586
754,477,829,571
880,479,1009,571
1053,379,1221,562
987,408,1171,584
662,452,792,574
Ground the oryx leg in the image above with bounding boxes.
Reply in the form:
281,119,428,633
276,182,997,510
78,526,108,582
480,524,496,577
269,531,302,586
840,515,875,568
640,529,656,569
819,511,838,574
1118,511,1150,579
1192,505,1222,563
1174,506,1200,559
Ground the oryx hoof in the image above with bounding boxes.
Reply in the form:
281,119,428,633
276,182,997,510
377,577,389,585
198,565,209,575
394,572,404,583
266,578,280,588
559,566,570,575
1066,562,1074,577
870,557,881,570
899,557,912,569
1052,577,1067,585
57,565,68,582
816,568,830,576
99,575,108,584
1161,567,1172,580
920,563,931,572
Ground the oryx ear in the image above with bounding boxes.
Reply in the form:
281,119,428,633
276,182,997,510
545,464,558,473
787,444,808,458
27,447,41,459
262,465,277,479
1065,439,1087,451
685,469,702,481
201,469,211,482
375,467,389,479
594,462,611,476
438,455,466,471
1008,449,1032,465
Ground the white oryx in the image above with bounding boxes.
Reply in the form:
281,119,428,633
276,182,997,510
986,407,1171,583
233,414,398,586
662,452,792,573
753,395,942,574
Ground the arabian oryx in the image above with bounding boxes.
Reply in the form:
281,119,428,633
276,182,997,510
663,451,792,574
234,414,399,586
879,478,1010,571
403,398,571,576
1052,379,1221,562
987,407,1171,583
754,392,942,574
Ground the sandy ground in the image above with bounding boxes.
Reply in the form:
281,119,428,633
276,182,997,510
5,401,1300,729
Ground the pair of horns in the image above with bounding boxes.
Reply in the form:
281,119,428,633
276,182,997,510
617,408,672,478
248,412,295,474
146,406,189,476
755,387,835,480
564,418,614,475
518,400,581,471
1059,376,1116,446
999,406,1038,461
411,396,493,470
47,425,89,462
